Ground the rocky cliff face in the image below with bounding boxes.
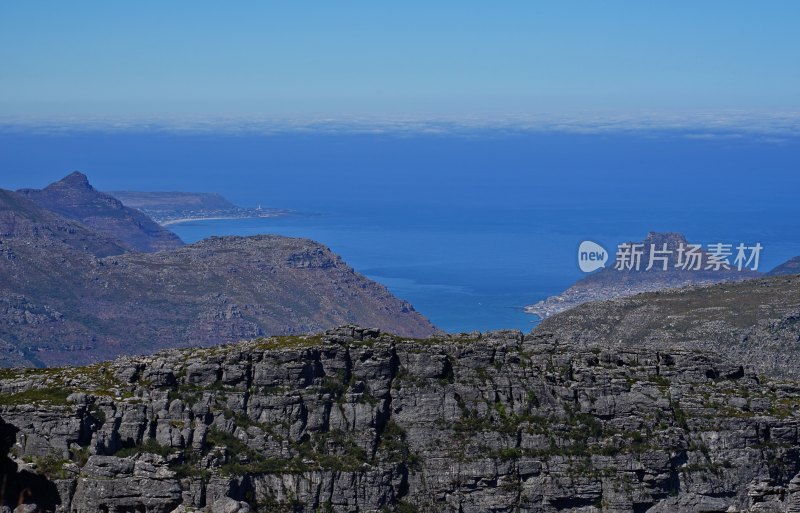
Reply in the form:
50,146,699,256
3,325,800,512
18,172,184,253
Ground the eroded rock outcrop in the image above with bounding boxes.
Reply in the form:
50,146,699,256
2,326,800,512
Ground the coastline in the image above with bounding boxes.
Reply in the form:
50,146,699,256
159,212,289,226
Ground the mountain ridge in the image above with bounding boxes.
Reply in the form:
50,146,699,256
108,190,238,211
0,187,128,258
770,256,800,276
535,273,800,378
1,179,438,367
526,231,763,319
18,172,184,253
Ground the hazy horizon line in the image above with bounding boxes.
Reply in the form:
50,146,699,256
2,110,800,139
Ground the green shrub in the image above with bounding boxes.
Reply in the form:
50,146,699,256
34,453,70,479
114,438,173,458
0,387,73,405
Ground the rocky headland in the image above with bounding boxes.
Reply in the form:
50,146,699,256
537,274,800,379
525,232,762,319
109,190,290,226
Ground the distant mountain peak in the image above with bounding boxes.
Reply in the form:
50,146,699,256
643,231,689,247
51,171,93,190
18,172,184,253
526,231,761,319
769,255,800,276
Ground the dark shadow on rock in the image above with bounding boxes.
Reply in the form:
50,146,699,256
0,416,62,512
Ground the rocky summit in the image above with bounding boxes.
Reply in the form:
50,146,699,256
3,322,800,512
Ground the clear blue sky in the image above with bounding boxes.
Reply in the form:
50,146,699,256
1,1,799,120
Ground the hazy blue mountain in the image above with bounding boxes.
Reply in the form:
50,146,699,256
18,172,184,253
0,180,437,367
769,256,800,276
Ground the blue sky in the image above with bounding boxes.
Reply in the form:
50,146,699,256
1,1,799,120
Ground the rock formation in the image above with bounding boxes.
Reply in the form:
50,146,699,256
2,323,800,512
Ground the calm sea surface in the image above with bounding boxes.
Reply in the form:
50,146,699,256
3,129,799,332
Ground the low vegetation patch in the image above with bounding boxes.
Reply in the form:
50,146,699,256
114,438,174,458
0,386,73,405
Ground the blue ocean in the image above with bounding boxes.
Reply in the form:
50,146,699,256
2,129,799,333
